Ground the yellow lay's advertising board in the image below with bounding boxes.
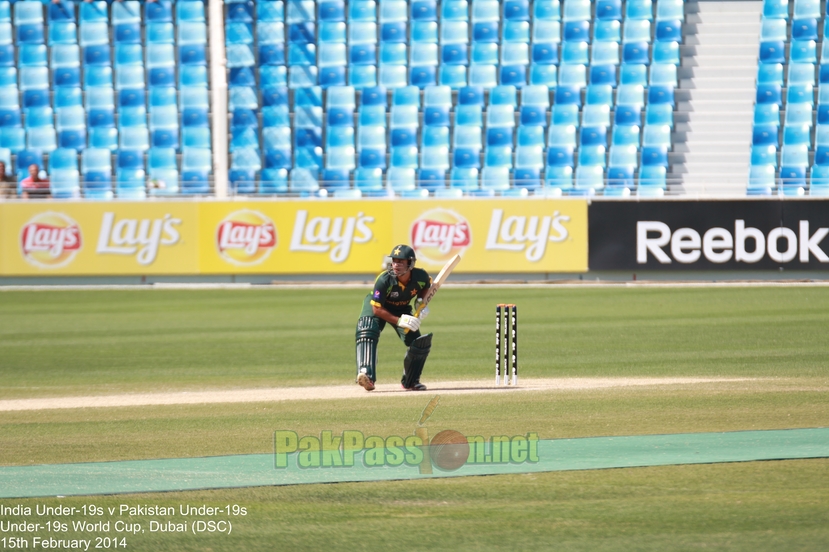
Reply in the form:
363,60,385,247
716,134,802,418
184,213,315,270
392,199,587,273
0,202,199,275
197,201,392,274
0,199,586,275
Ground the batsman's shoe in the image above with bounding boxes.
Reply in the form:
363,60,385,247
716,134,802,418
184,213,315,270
357,373,375,392
402,382,427,391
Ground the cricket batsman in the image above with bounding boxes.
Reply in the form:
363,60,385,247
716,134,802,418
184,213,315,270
355,244,433,392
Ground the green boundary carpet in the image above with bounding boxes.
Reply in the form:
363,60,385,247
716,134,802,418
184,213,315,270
1,428,827,498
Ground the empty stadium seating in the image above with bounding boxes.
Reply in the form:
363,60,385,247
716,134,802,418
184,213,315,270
749,0,827,195
224,0,682,196
0,0,211,199
17,0,829,198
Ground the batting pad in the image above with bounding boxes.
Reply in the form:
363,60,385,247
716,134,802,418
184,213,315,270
1,428,828,498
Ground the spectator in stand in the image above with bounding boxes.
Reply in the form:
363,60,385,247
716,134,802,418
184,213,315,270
20,164,51,200
0,161,15,200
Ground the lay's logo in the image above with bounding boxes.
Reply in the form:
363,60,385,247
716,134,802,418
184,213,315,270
20,212,83,269
216,210,277,266
410,208,471,264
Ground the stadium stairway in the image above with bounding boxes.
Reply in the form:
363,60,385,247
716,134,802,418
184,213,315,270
673,1,762,195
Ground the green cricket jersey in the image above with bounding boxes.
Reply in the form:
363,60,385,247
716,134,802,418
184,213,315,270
369,268,432,317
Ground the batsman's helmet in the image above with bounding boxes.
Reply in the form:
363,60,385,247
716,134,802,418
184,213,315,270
389,244,416,263
387,244,416,275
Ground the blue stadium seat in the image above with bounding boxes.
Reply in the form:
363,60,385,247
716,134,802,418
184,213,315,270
810,165,829,193
794,0,820,19
624,19,651,43
574,165,604,190
0,107,20,127
146,1,172,22
50,168,81,198
594,19,621,42
20,43,46,66
589,64,617,87
320,168,351,191
83,171,114,198
562,19,589,41
783,124,811,146
558,64,586,87
646,103,673,127
609,144,638,167
626,0,653,20
591,41,620,65
653,41,679,64
49,147,78,171
781,144,809,167
88,126,117,150
583,104,610,126
787,84,814,105
756,83,783,106
751,144,778,167
27,126,57,152
752,124,780,147
617,84,645,107
641,146,668,166
792,18,818,40
58,128,86,150
56,105,84,130
517,125,545,146
485,146,513,168
449,167,480,192
759,41,785,64
259,168,289,194
747,164,775,193
146,21,174,43
757,62,783,85
787,103,813,126
648,85,675,106
543,165,572,191
642,124,671,147
24,105,53,128
607,165,634,189
655,19,682,42
638,165,666,192
622,42,650,64
596,0,621,20
78,1,106,23
650,63,677,86
762,0,788,17
578,145,606,167
48,1,74,22
656,0,684,19
390,145,418,168
116,150,142,172
547,146,575,167
529,64,558,86
421,125,449,147
586,84,613,106
788,62,816,85
353,167,383,193
620,63,647,86
547,123,576,147
790,40,817,63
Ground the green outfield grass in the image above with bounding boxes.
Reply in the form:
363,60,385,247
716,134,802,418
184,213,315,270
0,287,828,551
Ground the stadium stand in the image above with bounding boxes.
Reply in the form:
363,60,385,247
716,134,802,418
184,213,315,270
221,0,686,197
0,0,211,199
748,0,829,196
7,0,829,198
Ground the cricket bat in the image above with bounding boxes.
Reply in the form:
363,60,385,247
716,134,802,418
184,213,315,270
410,254,461,325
